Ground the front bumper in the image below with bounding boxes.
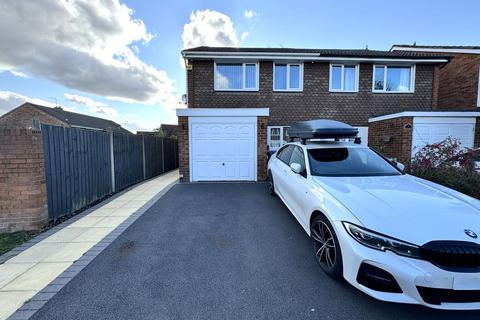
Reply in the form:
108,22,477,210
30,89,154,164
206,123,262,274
333,221,480,310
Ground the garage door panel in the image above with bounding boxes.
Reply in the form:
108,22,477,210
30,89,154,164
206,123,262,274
412,118,475,156
190,117,256,181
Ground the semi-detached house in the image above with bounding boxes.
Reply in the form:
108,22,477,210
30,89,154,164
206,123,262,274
177,46,480,182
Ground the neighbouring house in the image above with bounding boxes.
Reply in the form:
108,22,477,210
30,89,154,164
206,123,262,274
0,102,131,134
158,124,178,138
391,45,480,109
177,46,480,182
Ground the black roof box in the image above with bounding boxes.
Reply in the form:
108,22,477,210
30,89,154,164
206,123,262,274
289,120,358,140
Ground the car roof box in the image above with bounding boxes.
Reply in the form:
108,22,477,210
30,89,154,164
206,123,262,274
289,120,359,141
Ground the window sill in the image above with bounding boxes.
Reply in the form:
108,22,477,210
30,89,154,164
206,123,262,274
329,90,358,93
372,90,414,94
273,89,303,93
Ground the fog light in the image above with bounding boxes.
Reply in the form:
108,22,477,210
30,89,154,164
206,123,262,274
356,263,402,293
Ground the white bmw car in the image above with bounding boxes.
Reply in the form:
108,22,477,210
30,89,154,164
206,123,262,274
267,140,480,310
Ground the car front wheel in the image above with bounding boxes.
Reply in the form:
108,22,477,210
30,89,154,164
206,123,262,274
267,170,276,196
311,215,343,279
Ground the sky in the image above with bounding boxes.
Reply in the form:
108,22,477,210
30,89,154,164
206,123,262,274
0,0,479,133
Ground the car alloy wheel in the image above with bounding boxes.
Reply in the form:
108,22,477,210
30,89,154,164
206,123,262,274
311,215,343,278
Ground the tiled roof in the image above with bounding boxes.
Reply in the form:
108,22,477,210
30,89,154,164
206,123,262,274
29,103,131,134
182,46,451,59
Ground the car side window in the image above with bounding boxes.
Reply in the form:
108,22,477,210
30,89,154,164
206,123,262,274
277,145,294,165
290,146,306,177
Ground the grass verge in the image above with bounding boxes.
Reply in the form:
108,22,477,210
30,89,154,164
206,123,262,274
0,231,38,255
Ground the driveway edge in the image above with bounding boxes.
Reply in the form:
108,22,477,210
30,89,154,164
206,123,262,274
7,179,178,320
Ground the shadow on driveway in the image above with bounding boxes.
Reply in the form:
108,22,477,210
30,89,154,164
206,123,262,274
32,183,480,320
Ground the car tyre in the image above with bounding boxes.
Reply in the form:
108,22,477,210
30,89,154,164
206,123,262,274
311,215,343,279
267,170,276,196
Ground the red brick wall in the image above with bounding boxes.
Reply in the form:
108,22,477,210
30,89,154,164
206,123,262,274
0,104,67,129
436,54,480,109
177,116,189,182
188,60,435,126
186,60,195,107
257,116,268,181
368,117,414,165
0,128,48,232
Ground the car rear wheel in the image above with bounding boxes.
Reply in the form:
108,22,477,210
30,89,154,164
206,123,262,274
311,215,343,279
267,171,276,196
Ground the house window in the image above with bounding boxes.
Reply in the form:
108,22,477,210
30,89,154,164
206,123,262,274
373,65,415,93
329,64,359,92
32,117,41,130
268,126,290,149
477,67,480,107
274,63,303,91
214,62,258,91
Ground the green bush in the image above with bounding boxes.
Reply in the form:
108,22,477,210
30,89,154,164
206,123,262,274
410,137,480,199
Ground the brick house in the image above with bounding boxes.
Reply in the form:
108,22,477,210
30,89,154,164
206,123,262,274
0,102,131,134
177,46,480,182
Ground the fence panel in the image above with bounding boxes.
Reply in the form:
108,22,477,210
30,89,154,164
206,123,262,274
113,133,144,190
42,125,111,222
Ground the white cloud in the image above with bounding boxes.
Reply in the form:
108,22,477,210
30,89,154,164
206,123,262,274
241,32,249,41
0,0,179,112
244,10,257,19
0,91,69,115
182,9,239,49
64,93,118,117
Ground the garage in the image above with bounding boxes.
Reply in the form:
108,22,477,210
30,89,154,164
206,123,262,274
176,108,269,182
412,116,476,155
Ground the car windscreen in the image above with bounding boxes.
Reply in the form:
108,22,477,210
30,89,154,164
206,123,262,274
307,147,402,177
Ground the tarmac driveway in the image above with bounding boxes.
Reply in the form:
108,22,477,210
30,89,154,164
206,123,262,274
32,183,480,320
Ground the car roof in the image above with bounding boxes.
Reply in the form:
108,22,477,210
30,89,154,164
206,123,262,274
284,141,367,149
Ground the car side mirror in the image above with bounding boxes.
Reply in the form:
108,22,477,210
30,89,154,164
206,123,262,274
290,162,303,174
395,162,405,171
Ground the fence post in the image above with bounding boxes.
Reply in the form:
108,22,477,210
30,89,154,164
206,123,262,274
142,134,146,180
109,129,115,193
161,138,165,173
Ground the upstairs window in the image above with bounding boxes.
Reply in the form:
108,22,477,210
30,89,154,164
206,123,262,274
373,65,415,93
274,63,303,91
214,62,258,91
330,64,359,92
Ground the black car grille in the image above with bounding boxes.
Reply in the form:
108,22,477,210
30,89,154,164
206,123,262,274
420,241,480,272
417,286,480,305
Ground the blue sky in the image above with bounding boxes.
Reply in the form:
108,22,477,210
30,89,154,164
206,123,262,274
0,0,478,132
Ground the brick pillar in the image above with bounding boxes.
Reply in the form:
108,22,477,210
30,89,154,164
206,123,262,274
177,116,189,182
186,60,195,107
257,116,268,181
368,117,413,165
0,128,48,232
432,65,440,109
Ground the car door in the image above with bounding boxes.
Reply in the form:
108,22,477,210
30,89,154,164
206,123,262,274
283,146,309,226
272,145,294,199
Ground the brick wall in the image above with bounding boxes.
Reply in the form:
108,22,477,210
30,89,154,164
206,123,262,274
368,117,414,165
0,104,67,128
177,116,189,182
436,54,480,109
188,60,435,126
257,116,268,181
0,128,48,232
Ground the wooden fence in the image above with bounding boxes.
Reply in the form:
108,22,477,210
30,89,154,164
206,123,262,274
42,125,178,222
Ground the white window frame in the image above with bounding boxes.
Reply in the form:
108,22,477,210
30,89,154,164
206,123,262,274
329,64,359,92
214,61,259,91
267,126,290,150
273,62,304,92
372,64,416,93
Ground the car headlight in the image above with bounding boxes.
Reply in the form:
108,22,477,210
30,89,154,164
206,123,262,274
342,222,421,259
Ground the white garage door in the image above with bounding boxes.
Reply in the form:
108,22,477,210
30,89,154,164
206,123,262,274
190,117,256,181
412,117,475,156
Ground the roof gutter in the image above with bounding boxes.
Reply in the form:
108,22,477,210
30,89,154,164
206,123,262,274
182,51,448,63
392,46,480,55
